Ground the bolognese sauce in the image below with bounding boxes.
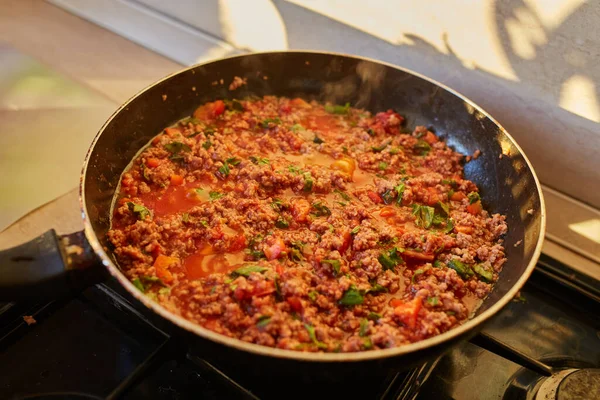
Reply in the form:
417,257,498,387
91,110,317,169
108,96,507,352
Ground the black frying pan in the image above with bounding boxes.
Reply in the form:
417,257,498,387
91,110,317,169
0,51,545,378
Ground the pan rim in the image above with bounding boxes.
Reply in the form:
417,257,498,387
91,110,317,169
80,50,546,363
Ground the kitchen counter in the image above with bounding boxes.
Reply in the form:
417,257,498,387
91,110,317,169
1,0,597,283
0,0,180,248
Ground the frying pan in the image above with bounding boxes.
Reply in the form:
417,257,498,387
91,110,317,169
0,51,545,377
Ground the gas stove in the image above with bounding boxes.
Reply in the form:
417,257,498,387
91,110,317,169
1,254,598,400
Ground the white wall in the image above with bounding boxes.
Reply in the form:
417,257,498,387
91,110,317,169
109,0,600,208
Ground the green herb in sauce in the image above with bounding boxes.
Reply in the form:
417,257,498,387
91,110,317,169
209,191,224,200
322,259,341,276
127,202,151,220
324,102,350,115
378,247,404,270
359,319,369,337
256,315,271,329
414,140,431,156
304,324,328,349
339,286,364,306
412,204,435,228
447,259,474,280
468,192,481,204
230,265,268,278
472,263,493,282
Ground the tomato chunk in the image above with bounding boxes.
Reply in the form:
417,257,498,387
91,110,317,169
287,296,303,312
146,157,160,168
153,255,178,284
467,201,482,215
402,250,434,262
264,237,286,260
194,100,226,120
451,191,466,201
330,157,356,177
367,191,383,204
291,198,311,223
394,297,422,329
170,174,184,186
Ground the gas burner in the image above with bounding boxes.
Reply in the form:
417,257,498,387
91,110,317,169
21,394,102,400
543,369,600,400
503,359,599,400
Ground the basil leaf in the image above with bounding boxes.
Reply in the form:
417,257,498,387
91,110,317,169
368,283,387,294
140,275,165,286
433,260,445,268
444,218,454,234
274,276,283,301
367,312,382,321
313,135,324,144
438,201,450,216
447,259,474,280
378,162,388,170
217,162,230,177
127,202,151,220
230,265,268,278
442,179,457,188
308,290,318,302
132,278,145,292
288,165,302,174
414,140,431,156
322,259,341,276
164,141,191,154
304,324,328,349
158,287,171,296
250,156,270,165
226,99,245,112
180,117,201,126
411,269,424,283
378,247,404,270
351,226,360,235
289,247,303,262
362,337,374,350
209,191,224,200
371,140,391,153
140,163,150,181
359,319,369,337
311,201,331,217
426,296,439,306
366,128,375,136
468,192,481,204
324,102,350,115
339,287,364,306
303,172,313,192
432,214,446,226
412,204,435,228
291,124,305,132
202,140,212,150
226,157,240,166
256,315,271,328
260,117,281,128
395,183,405,205
334,189,351,201
381,190,394,204
275,217,289,229
472,263,494,282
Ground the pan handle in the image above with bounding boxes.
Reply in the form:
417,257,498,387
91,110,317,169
0,229,106,301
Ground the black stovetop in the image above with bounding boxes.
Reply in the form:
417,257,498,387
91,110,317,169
1,254,599,400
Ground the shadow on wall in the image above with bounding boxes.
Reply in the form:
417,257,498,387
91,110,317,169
268,0,599,208
140,0,599,207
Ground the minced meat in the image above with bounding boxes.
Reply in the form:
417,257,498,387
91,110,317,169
108,96,507,353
